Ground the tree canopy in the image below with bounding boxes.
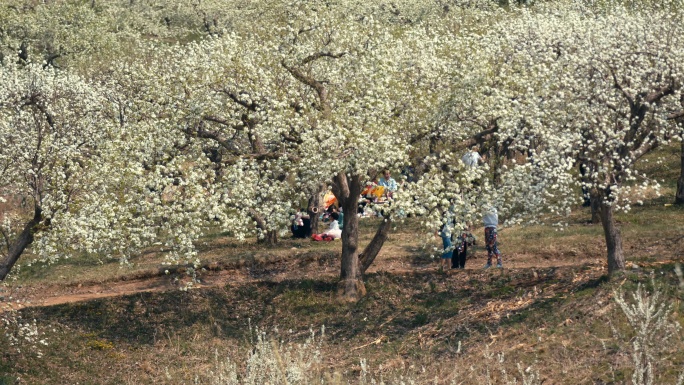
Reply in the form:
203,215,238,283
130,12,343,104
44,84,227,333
1,0,683,296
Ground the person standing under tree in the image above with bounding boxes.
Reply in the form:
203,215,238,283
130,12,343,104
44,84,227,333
453,225,475,269
437,206,455,272
483,207,502,269
461,146,483,168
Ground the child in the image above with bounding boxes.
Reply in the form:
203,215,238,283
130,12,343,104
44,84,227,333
483,207,502,268
438,208,455,272
453,226,476,269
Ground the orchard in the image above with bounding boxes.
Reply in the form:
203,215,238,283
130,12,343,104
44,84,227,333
1,0,683,299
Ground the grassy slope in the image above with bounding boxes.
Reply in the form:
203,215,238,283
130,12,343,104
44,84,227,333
1,145,683,384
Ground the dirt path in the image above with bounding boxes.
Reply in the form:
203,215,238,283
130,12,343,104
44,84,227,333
0,247,608,312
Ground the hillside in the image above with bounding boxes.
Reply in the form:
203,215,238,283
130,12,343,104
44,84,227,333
1,190,683,383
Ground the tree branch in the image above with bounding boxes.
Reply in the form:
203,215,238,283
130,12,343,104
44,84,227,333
203,115,242,129
301,51,346,66
331,172,350,201
218,89,257,111
359,215,392,274
644,83,675,104
0,226,10,257
667,110,684,121
184,122,241,155
281,132,303,144
610,68,635,110
281,61,331,117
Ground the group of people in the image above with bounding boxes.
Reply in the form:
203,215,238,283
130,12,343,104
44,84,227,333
358,169,398,216
311,209,343,241
291,148,504,267
437,146,503,271
291,169,399,241
291,206,344,241
438,207,503,271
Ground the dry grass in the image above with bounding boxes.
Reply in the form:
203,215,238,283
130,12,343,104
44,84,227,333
1,145,683,384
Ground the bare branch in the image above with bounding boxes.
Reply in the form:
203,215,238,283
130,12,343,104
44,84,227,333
301,51,346,66
203,115,241,129
218,89,257,111
667,110,684,121
643,83,675,104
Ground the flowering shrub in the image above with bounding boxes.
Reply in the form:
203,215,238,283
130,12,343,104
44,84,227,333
197,325,544,385
614,280,684,385
0,309,48,359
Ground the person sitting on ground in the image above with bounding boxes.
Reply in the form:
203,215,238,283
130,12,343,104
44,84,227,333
312,212,342,241
358,182,382,216
291,211,312,239
378,169,398,198
336,207,344,229
324,206,344,229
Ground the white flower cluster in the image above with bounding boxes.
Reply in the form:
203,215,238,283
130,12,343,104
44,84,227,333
1,310,48,358
614,280,683,385
1,0,683,278
206,326,324,385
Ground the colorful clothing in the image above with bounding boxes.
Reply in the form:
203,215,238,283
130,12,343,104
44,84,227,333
453,231,475,268
485,227,501,265
378,177,398,192
440,232,453,260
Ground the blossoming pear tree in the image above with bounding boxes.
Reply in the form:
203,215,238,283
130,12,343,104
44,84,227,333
0,0,254,71
497,1,684,274
0,63,119,280
272,1,468,300
104,0,576,299
103,0,463,298
397,4,577,246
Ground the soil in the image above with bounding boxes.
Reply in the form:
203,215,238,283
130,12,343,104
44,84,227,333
2,221,681,312
0,247,614,311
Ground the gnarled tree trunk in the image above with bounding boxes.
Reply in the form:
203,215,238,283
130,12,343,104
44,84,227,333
590,193,601,224
360,216,393,274
257,230,278,246
598,200,625,275
250,209,278,246
332,173,366,302
307,184,325,234
0,208,41,281
676,140,684,205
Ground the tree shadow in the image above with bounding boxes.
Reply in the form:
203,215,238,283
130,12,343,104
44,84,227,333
23,277,341,346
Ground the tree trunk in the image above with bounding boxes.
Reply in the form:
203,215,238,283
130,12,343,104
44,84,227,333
598,200,626,275
333,173,366,302
359,216,393,274
257,230,278,246
250,209,278,246
590,193,601,224
307,184,325,234
429,135,439,154
0,208,41,281
676,140,684,204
